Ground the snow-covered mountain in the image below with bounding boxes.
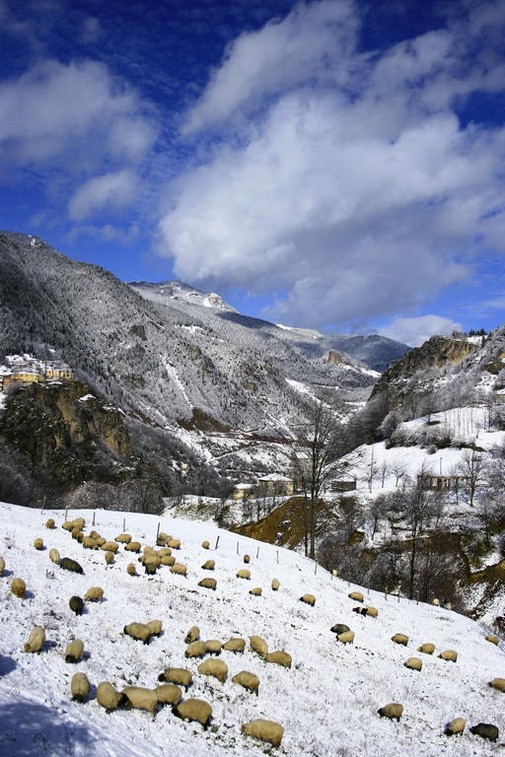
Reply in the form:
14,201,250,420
0,501,502,756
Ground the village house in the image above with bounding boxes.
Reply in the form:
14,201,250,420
257,473,294,497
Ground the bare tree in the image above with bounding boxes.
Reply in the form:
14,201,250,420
403,467,443,599
454,449,489,506
390,459,408,488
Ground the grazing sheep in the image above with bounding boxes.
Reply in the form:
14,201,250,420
88,530,101,540
23,626,45,653
124,622,152,644
198,577,217,591
124,541,142,553
49,548,60,565
167,539,181,550
156,531,170,546
185,641,206,658
469,723,499,742
62,520,75,531
71,527,82,541
158,668,192,690
417,643,435,655
160,555,176,567
432,598,440,606
33,537,44,550
185,625,200,644
201,559,215,570
271,578,280,591
174,698,212,729
242,719,284,748
223,637,246,653
156,683,182,705
65,639,84,664
95,536,106,547
378,703,403,721
300,593,316,606
126,563,137,576
331,623,350,636
198,658,228,684
71,672,90,702
115,533,132,544
236,569,251,580
391,633,409,646
204,640,222,656
243,554,250,564
144,561,158,576
97,682,124,712
485,633,499,645
101,541,119,554
147,619,163,637
60,557,83,574
404,657,422,672
489,677,505,693
45,518,56,529
85,586,104,602
104,551,115,565
0,556,4,575
438,649,458,662
69,596,84,616
157,547,172,557
250,635,268,658
348,591,364,602
364,606,378,618
249,587,262,596
123,686,158,718
444,718,466,736
232,671,260,695
265,650,292,668
337,630,355,645
10,578,26,598
170,562,187,577
82,536,98,550
201,540,210,549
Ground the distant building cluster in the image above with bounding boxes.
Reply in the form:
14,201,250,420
0,354,73,391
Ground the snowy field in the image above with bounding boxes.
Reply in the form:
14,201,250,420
0,502,503,756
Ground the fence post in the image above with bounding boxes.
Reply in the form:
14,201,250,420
215,535,220,550
276,551,279,564
236,541,239,555
92,510,96,526
123,517,126,532
256,546,260,559
156,522,160,541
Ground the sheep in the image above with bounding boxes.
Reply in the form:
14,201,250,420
203,640,221,656
124,541,142,553
330,623,350,636
126,563,137,576
156,531,171,546
243,554,250,564
485,633,499,645
241,719,284,748
223,637,246,653
265,650,292,668
124,622,152,644
10,578,26,598
444,718,466,736
404,657,422,672
198,658,228,684
271,578,280,591
250,635,268,658
84,586,104,602
417,643,435,655
45,518,56,529
64,639,84,664
157,547,172,557
170,562,187,577
391,633,409,646
167,538,181,550
201,540,210,549
69,596,84,616
377,703,403,721
184,625,200,644
115,533,132,544
71,672,90,702
160,555,176,567
33,537,44,550
198,578,217,591
156,683,182,706
432,597,440,606
469,723,499,742
438,649,458,662
185,641,206,658
348,591,364,602
174,698,212,729
364,606,378,618
101,541,119,554
249,587,262,596
23,626,45,653
123,686,158,718
300,593,316,606
158,668,192,690
236,568,251,580
48,548,60,565
62,520,75,531
95,536,106,547
60,557,83,574
0,556,4,575
96,681,125,712
82,536,98,550
337,630,355,645
104,551,115,565
147,619,163,637
201,559,215,570
232,671,260,696
489,677,505,693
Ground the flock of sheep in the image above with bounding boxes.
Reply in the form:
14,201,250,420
1,511,503,752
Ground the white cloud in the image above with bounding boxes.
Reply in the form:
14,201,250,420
378,315,462,347
158,0,505,330
68,170,138,221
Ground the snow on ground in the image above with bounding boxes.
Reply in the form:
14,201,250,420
0,502,503,756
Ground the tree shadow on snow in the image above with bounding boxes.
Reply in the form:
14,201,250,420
0,698,97,755
0,655,16,677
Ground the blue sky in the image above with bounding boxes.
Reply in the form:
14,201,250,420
1,0,505,346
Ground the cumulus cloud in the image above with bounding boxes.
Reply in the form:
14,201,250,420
378,315,462,347
68,170,138,221
158,0,505,330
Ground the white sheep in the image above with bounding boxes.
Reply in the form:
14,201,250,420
300,593,316,606
158,668,192,690
123,686,158,718
23,626,45,653
96,682,124,712
404,657,422,671
198,658,228,684
232,671,260,695
241,719,284,747
378,703,403,721
174,698,212,729
71,672,90,702
444,717,466,736
64,639,84,664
